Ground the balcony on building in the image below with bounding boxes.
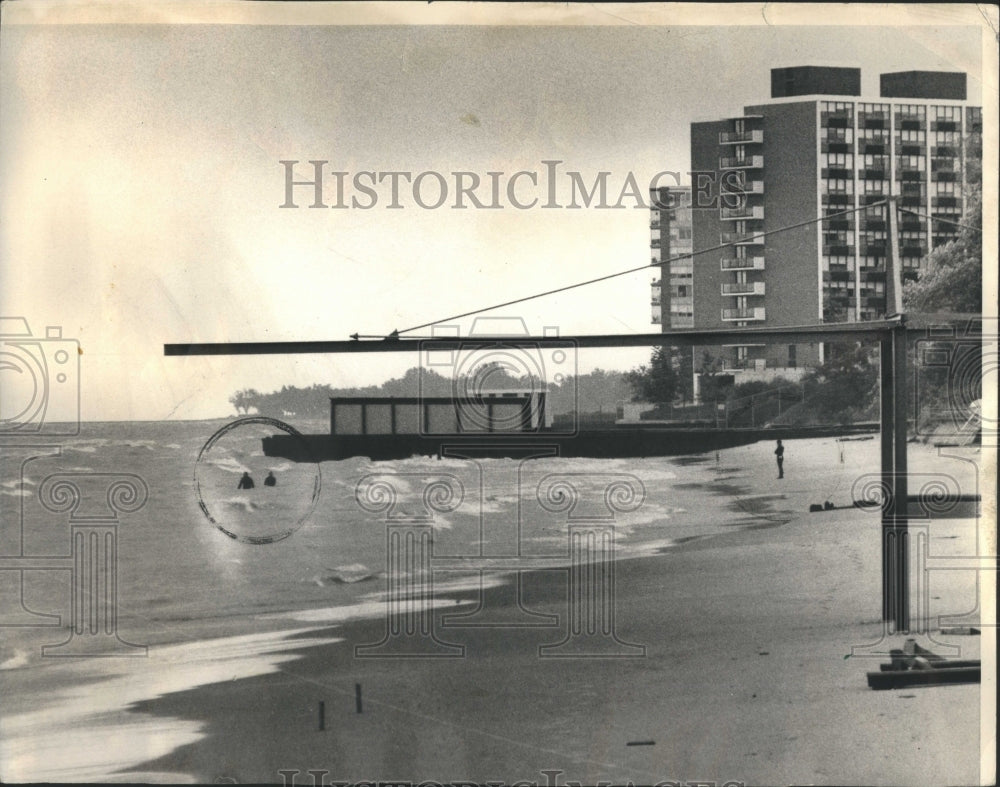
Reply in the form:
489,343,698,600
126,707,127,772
825,268,853,283
824,192,853,206
931,118,960,132
651,305,662,325
859,157,889,177
860,113,889,129
902,244,927,257
649,216,661,229
721,306,766,322
932,144,959,158
894,109,926,129
719,129,764,145
721,281,766,296
821,111,853,128
931,156,961,172
720,205,765,221
721,255,765,271
822,140,854,155
724,356,785,373
860,242,887,257
721,230,765,245
823,216,853,231
722,175,765,195
932,195,960,209
822,167,853,180
719,154,764,169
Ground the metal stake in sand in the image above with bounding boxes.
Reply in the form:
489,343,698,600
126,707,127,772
318,700,325,730
355,683,363,714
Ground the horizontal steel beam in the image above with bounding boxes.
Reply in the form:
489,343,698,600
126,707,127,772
165,320,906,357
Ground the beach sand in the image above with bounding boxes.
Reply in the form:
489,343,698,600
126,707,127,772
3,437,990,785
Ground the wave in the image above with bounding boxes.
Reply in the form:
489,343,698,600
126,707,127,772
221,497,261,513
205,455,252,475
0,649,29,670
311,563,383,586
1,627,342,782
270,597,471,624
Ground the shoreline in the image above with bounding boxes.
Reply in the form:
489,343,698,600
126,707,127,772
2,439,985,784
125,487,981,785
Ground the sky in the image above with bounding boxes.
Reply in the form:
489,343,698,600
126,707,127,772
0,2,993,422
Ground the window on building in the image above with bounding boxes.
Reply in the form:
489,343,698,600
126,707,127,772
897,129,927,144
896,155,926,170
822,126,855,143
822,152,854,168
824,178,853,194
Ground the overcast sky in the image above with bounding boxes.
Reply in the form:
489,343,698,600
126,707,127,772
0,3,992,421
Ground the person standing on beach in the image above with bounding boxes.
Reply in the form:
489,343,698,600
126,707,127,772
775,440,785,479
264,471,277,487
237,471,255,490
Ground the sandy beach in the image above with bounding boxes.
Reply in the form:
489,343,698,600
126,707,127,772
1,436,989,785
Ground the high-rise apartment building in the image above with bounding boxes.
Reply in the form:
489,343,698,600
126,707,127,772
650,186,693,328
683,65,981,375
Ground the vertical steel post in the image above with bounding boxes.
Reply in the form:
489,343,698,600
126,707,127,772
891,322,909,630
880,335,896,624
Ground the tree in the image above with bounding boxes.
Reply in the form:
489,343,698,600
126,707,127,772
229,388,260,415
625,346,679,403
696,350,732,402
801,343,878,424
903,142,982,313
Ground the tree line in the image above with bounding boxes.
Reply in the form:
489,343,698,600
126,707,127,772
233,159,980,429
230,365,633,421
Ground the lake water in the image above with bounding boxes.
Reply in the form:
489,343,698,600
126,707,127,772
0,418,861,781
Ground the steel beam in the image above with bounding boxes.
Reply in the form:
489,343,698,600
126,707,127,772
165,321,898,357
